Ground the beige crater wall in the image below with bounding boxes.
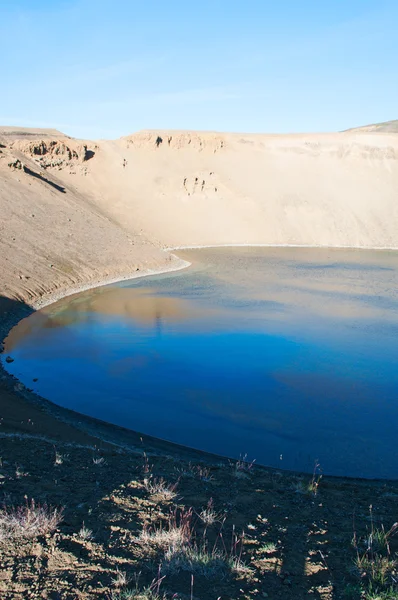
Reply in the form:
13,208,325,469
48,129,398,249
1,126,398,305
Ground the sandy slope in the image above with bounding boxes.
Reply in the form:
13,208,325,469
0,128,183,305
1,126,398,304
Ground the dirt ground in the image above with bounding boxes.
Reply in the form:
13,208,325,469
1,427,398,600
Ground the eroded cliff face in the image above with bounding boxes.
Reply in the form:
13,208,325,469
1,126,398,306
12,138,97,172
124,130,226,152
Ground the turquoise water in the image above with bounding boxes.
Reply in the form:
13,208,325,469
3,247,398,478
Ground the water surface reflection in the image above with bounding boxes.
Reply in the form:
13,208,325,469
3,247,398,478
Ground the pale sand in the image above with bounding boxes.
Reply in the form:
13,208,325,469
1,126,398,306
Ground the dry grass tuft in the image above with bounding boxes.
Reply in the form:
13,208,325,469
78,523,94,541
198,498,223,526
138,508,193,550
137,504,250,580
111,569,130,588
54,450,69,466
231,454,255,478
0,499,63,542
109,575,167,600
143,476,179,501
161,544,231,578
161,544,252,579
109,589,166,600
174,462,213,481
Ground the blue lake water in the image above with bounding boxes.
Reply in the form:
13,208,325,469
3,247,398,478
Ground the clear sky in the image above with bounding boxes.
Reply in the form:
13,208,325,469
2,0,398,138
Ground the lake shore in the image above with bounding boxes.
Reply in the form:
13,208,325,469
2,246,397,479
2,254,398,599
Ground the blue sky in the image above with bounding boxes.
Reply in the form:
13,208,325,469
2,0,397,138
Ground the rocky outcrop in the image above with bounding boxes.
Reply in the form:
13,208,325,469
15,140,96,170
8,158,23,170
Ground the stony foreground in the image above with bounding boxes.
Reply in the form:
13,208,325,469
1,431,398,599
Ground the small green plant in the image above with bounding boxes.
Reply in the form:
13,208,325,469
259,541,278,554
365,583,398,600
355,554,395,587
352,506,398,598
367,523,398,556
